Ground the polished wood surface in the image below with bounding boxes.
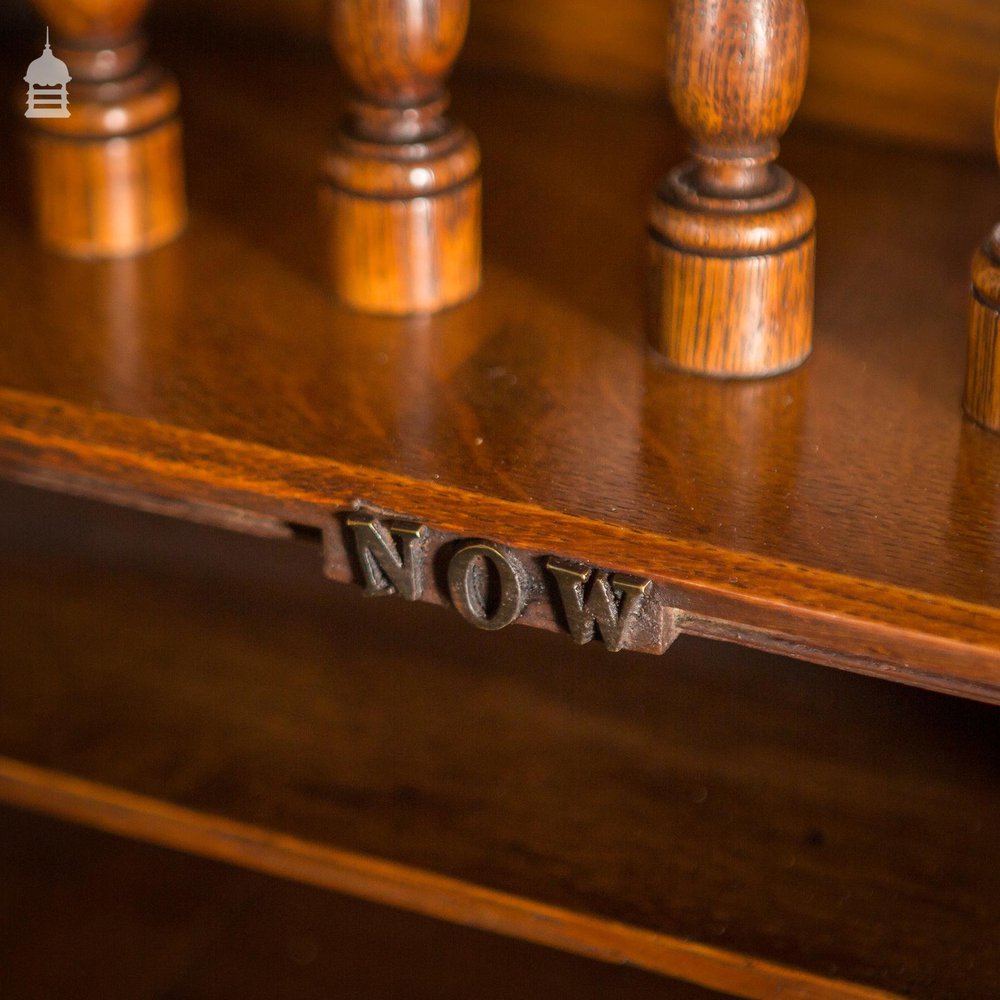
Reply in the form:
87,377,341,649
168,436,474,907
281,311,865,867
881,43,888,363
649,0,814,376
0,32,997,698
966,79,1000,431
2,483,998,999
321,0,481,314
0,32,998,698
0,807,724,1000
24,0,186,257
166,0,1000,154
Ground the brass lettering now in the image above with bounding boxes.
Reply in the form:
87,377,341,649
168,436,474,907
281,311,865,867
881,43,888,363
346,515,427,601
448,542,529,631
338,509,671,654
546,557,652,652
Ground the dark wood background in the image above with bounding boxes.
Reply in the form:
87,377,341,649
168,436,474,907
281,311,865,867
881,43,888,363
6,0,997,151
153,0,1000,154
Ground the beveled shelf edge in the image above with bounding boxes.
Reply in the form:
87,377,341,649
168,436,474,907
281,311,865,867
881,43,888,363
0,754,902,1000
1,384,999,704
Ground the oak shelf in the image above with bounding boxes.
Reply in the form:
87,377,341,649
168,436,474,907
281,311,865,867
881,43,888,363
1,482,998,1000
0,30,998,701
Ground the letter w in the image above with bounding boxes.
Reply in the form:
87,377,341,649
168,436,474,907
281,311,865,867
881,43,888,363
547,557,651,653
346,516,427,601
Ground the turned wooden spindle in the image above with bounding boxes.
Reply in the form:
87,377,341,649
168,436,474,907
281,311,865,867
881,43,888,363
25,1,186,258
321,0,481,315
965,82,1000,432
649,0,815,378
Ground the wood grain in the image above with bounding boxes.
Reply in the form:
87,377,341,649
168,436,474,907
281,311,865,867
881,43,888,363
650,223,814,375
2,483,997,998
0,37,998,695
25,1,186,257
649,0,814,377
321,0,481,314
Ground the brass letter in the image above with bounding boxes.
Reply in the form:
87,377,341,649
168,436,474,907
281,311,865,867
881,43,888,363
546,558,651,652
346,516,427,600
448,542,529,631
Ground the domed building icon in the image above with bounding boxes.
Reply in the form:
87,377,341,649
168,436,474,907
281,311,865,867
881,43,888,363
24,29,71,119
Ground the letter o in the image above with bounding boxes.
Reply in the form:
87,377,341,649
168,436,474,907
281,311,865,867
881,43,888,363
447,542,528,631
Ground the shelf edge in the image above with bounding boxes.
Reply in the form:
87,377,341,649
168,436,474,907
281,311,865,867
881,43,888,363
0,755,904,1000
1,385,998,702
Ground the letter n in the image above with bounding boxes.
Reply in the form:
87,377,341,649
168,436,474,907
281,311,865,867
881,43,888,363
546,557,651,652
346,516,428,601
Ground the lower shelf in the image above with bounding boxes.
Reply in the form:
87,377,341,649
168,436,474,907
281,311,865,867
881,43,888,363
0,805,723,1000
1,481,997,999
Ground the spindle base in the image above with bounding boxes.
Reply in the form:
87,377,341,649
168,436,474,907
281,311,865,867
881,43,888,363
648,164,815,378
26,67,186,259
321,123,481,316
965,236,1000,432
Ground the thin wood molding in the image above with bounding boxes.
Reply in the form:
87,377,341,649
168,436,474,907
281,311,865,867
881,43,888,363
0,756,904,1000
